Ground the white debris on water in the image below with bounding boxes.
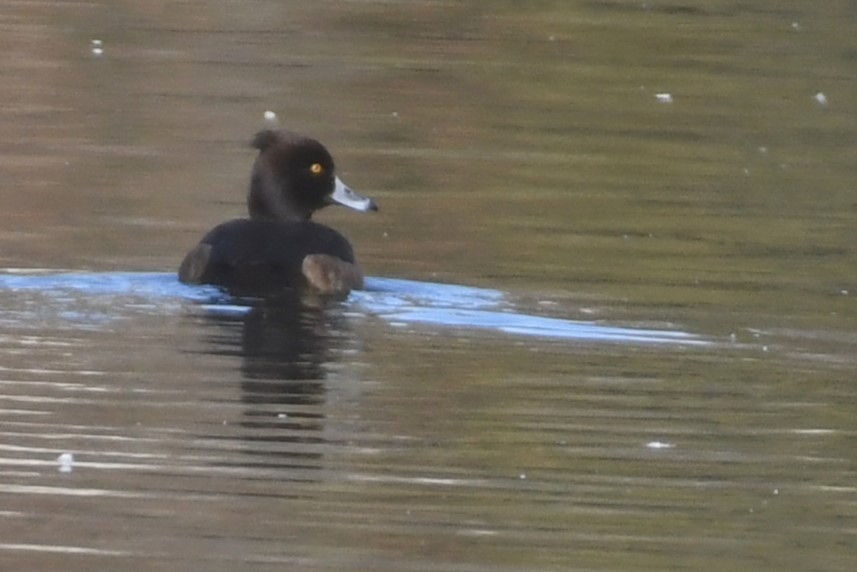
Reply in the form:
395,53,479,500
646,441,674,450
814,92,828,106
57,452,74,473
655,93,673,104
91,39,103,57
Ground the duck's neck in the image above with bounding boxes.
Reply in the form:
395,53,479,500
247,172,312,222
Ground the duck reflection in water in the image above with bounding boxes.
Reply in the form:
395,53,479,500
201,295,356,474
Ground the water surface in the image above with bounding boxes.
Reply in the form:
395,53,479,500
1,1,856,571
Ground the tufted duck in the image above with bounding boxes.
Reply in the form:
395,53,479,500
178,129,377,297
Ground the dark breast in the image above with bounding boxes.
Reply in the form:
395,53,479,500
178,219,356,295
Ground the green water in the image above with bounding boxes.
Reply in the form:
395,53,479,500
0,1,855,571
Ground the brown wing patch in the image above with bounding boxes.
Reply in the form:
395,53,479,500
178,243,213,284
302,254,364,297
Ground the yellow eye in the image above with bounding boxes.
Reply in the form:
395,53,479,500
310,163,324,175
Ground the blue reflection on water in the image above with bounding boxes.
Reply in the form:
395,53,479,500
0,270,219,301
358,278,703,345
0,270,707,345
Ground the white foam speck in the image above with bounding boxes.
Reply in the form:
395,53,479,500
57,452,74,473
646,441,674,450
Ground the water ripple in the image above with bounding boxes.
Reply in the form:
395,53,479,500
0,270,707,345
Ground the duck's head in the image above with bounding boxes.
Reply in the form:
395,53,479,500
247,129,378,221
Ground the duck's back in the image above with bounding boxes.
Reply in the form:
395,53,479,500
178,219,356,295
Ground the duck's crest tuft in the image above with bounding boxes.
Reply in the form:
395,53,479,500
251,129,279,152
